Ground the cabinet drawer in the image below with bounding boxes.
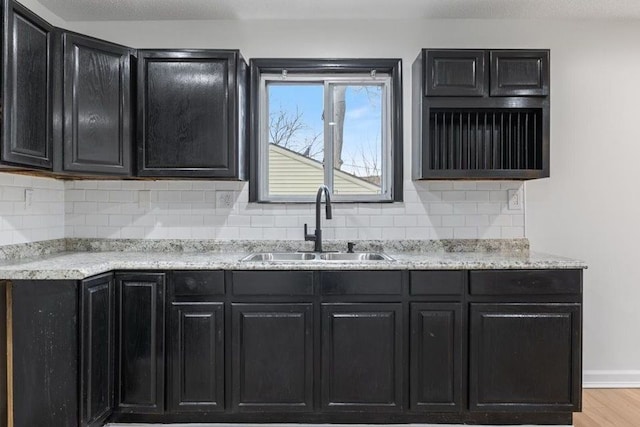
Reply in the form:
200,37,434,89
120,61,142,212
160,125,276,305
425,50,486,97
410,271,464,296
230,271,314,296
320,271,402,295
490,50,549,96
172,271,224,297
470,270,581,295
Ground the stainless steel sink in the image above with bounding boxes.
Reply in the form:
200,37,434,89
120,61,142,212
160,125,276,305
240,253,317,262
319,252,394,261
240,252,394,262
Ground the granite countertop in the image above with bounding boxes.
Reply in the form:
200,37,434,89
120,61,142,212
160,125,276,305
0,247,587,281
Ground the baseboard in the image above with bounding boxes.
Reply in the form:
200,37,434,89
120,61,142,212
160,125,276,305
583,370,640,388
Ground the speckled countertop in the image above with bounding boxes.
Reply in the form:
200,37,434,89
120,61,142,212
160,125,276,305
0,239,587,280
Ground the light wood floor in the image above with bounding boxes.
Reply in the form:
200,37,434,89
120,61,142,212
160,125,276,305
575,389,640,426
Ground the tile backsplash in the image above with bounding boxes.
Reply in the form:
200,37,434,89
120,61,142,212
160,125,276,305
63,179,525,241
0,173,65,246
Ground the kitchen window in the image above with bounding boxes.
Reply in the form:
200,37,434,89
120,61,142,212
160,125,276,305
249,59,403,203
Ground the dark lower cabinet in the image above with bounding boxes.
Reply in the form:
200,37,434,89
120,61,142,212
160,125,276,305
231,303,313,411
469,303,582,412
2,0,54,169
80,273,115,427
168,302,224,412
410,303,462,412
115,272,165,414
321,303,403,411
10,269,582,426
59,32,132,175
11,281,78,427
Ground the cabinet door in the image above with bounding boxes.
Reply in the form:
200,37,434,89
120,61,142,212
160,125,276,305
490,50,549,96
1,1,54,169
168,302,224,412
410,303,462,412
425,50,486,97
232,303,313,411
80,273,115,427
321,303,403,411
11,281,78,427
115,273,165,414
470,303,581,412
137,50,239,177
62,32,132,175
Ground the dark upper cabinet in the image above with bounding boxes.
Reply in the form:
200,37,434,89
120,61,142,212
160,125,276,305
490,50,549,97
58,32,133,175
231,303,313,412
1,0,54,169
80,273,115,427
413,48,550,180
469,303,581,412
137,50,247,178
425,50,486,97
410,303,462,412
115,272,165,414
168,302,224,413
321,303,403,412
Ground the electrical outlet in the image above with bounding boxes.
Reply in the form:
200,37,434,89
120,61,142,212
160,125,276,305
508,188,523,211
216,191,235,209
24,188,33,208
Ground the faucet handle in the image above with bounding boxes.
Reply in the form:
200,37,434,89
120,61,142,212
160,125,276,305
347,242,356,253
304,223,315,242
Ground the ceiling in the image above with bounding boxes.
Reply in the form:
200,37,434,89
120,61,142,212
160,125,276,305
36,0,640,21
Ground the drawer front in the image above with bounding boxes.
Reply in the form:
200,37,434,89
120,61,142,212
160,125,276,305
470,270,582,295
230,271,314,296
172,271,224,297
320,271,402,295
410,271,464,296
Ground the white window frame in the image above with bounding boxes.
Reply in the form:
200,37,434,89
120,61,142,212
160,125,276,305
257,72,394,203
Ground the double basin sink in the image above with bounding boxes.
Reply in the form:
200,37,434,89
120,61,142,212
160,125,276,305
241,252,395,262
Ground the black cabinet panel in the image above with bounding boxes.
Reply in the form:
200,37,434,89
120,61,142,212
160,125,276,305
410,303,462,412
62,32,132,174
232,303,313,411
470,269,582,295
80,273,115,427
469,303,581,412
230,271,314,296
172,271,225,297
137,50,244,178
320,271,402,295
12,281,78,427
115,273,165,413
425,50,486,97
321,303,403,411
410,271,464,296
490,50,550,97
2,1,53,168
168,302,224,412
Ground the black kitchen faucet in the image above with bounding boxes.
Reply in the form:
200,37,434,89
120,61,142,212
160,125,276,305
304,185,332,252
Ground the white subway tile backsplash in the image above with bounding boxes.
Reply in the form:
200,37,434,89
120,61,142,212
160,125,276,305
429,203,454,215
0,173,65,246
0,175,524,246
